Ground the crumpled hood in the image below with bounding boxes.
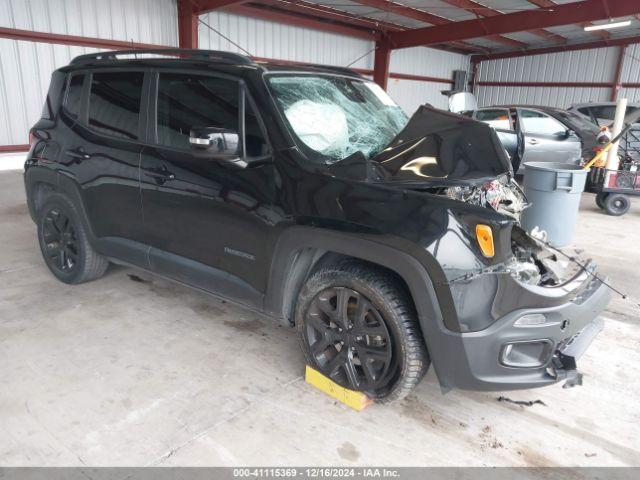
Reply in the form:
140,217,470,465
370,105,513,186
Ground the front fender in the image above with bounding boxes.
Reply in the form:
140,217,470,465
264,225,472,390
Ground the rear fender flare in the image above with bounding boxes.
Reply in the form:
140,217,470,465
25,167,97,243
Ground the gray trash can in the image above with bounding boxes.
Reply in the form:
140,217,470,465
521,162,589,247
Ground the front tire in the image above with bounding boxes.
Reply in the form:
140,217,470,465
295,262,429,403
604,193,630,216
37,194,109,284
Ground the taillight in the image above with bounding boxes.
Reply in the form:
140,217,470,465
29,131,35,146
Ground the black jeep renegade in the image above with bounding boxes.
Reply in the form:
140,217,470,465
25,49,610,403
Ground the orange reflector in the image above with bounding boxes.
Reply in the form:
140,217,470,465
476,224,495,258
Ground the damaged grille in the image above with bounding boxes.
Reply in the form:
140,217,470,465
446,176,528,222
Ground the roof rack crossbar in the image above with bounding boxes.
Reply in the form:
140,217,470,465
70,48,254,65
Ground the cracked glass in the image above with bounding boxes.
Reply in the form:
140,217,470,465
267,75,408,164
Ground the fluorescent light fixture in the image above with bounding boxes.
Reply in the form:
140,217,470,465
584,20,631,31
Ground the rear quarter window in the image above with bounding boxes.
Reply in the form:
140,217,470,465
41,71,66,120
63,73,85,120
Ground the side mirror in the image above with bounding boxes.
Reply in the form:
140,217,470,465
189,126,240,157
557,129,575,139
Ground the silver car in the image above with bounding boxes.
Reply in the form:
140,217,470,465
472,106,600,173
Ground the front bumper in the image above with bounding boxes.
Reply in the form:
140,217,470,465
430,274,611,391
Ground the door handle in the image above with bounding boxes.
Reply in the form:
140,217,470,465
66,149,91,160
527,139,539,145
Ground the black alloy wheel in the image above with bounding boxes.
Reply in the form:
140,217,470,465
37,194,109,284
42,208,79,273
304,286,395,392
296,262,430,402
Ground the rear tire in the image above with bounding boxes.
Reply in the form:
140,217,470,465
295,262,429,403
603,193,630,216
595,192,608,210
37,194,109,284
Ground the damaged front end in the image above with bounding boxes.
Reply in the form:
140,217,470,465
437,178,609,389
368,106,611,391
436,215,610,391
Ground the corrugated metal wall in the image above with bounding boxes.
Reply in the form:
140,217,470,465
199,11,469,113
389,46,470,112
476,85,612,108
476,46,640,108
0,0,468,146
0,40,97,145
198,11,374,71
0,0,177,43
620,43,640,104
0,0,177,145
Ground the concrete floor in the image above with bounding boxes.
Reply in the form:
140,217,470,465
1,169,639,467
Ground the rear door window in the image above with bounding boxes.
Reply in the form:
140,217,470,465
88,71,144,140
475,109,512,130
577,107,596,123
587,105,639,126
590,105,617,123
519,109,566,136
156,73,239,150
64,73,85,120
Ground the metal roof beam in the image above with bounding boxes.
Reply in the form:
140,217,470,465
193,0,250,14
388,0,640,49
0,26,164,50
474,34,640,61
526,0,610,39
258,0,402,33
440,0,567,44
224,2,486,54
222,3,378,39
351,0,528,50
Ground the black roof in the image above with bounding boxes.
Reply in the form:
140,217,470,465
69,48,363,79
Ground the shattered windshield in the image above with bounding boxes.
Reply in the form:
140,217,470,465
267,75,408,163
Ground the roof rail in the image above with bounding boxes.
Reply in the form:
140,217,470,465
253,58,361,77
70,48,255,66
311,65,362,77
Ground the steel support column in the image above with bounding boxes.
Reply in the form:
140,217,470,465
373,37,391,90
611,44,627,101
469,61,478,96
178,0,198,49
